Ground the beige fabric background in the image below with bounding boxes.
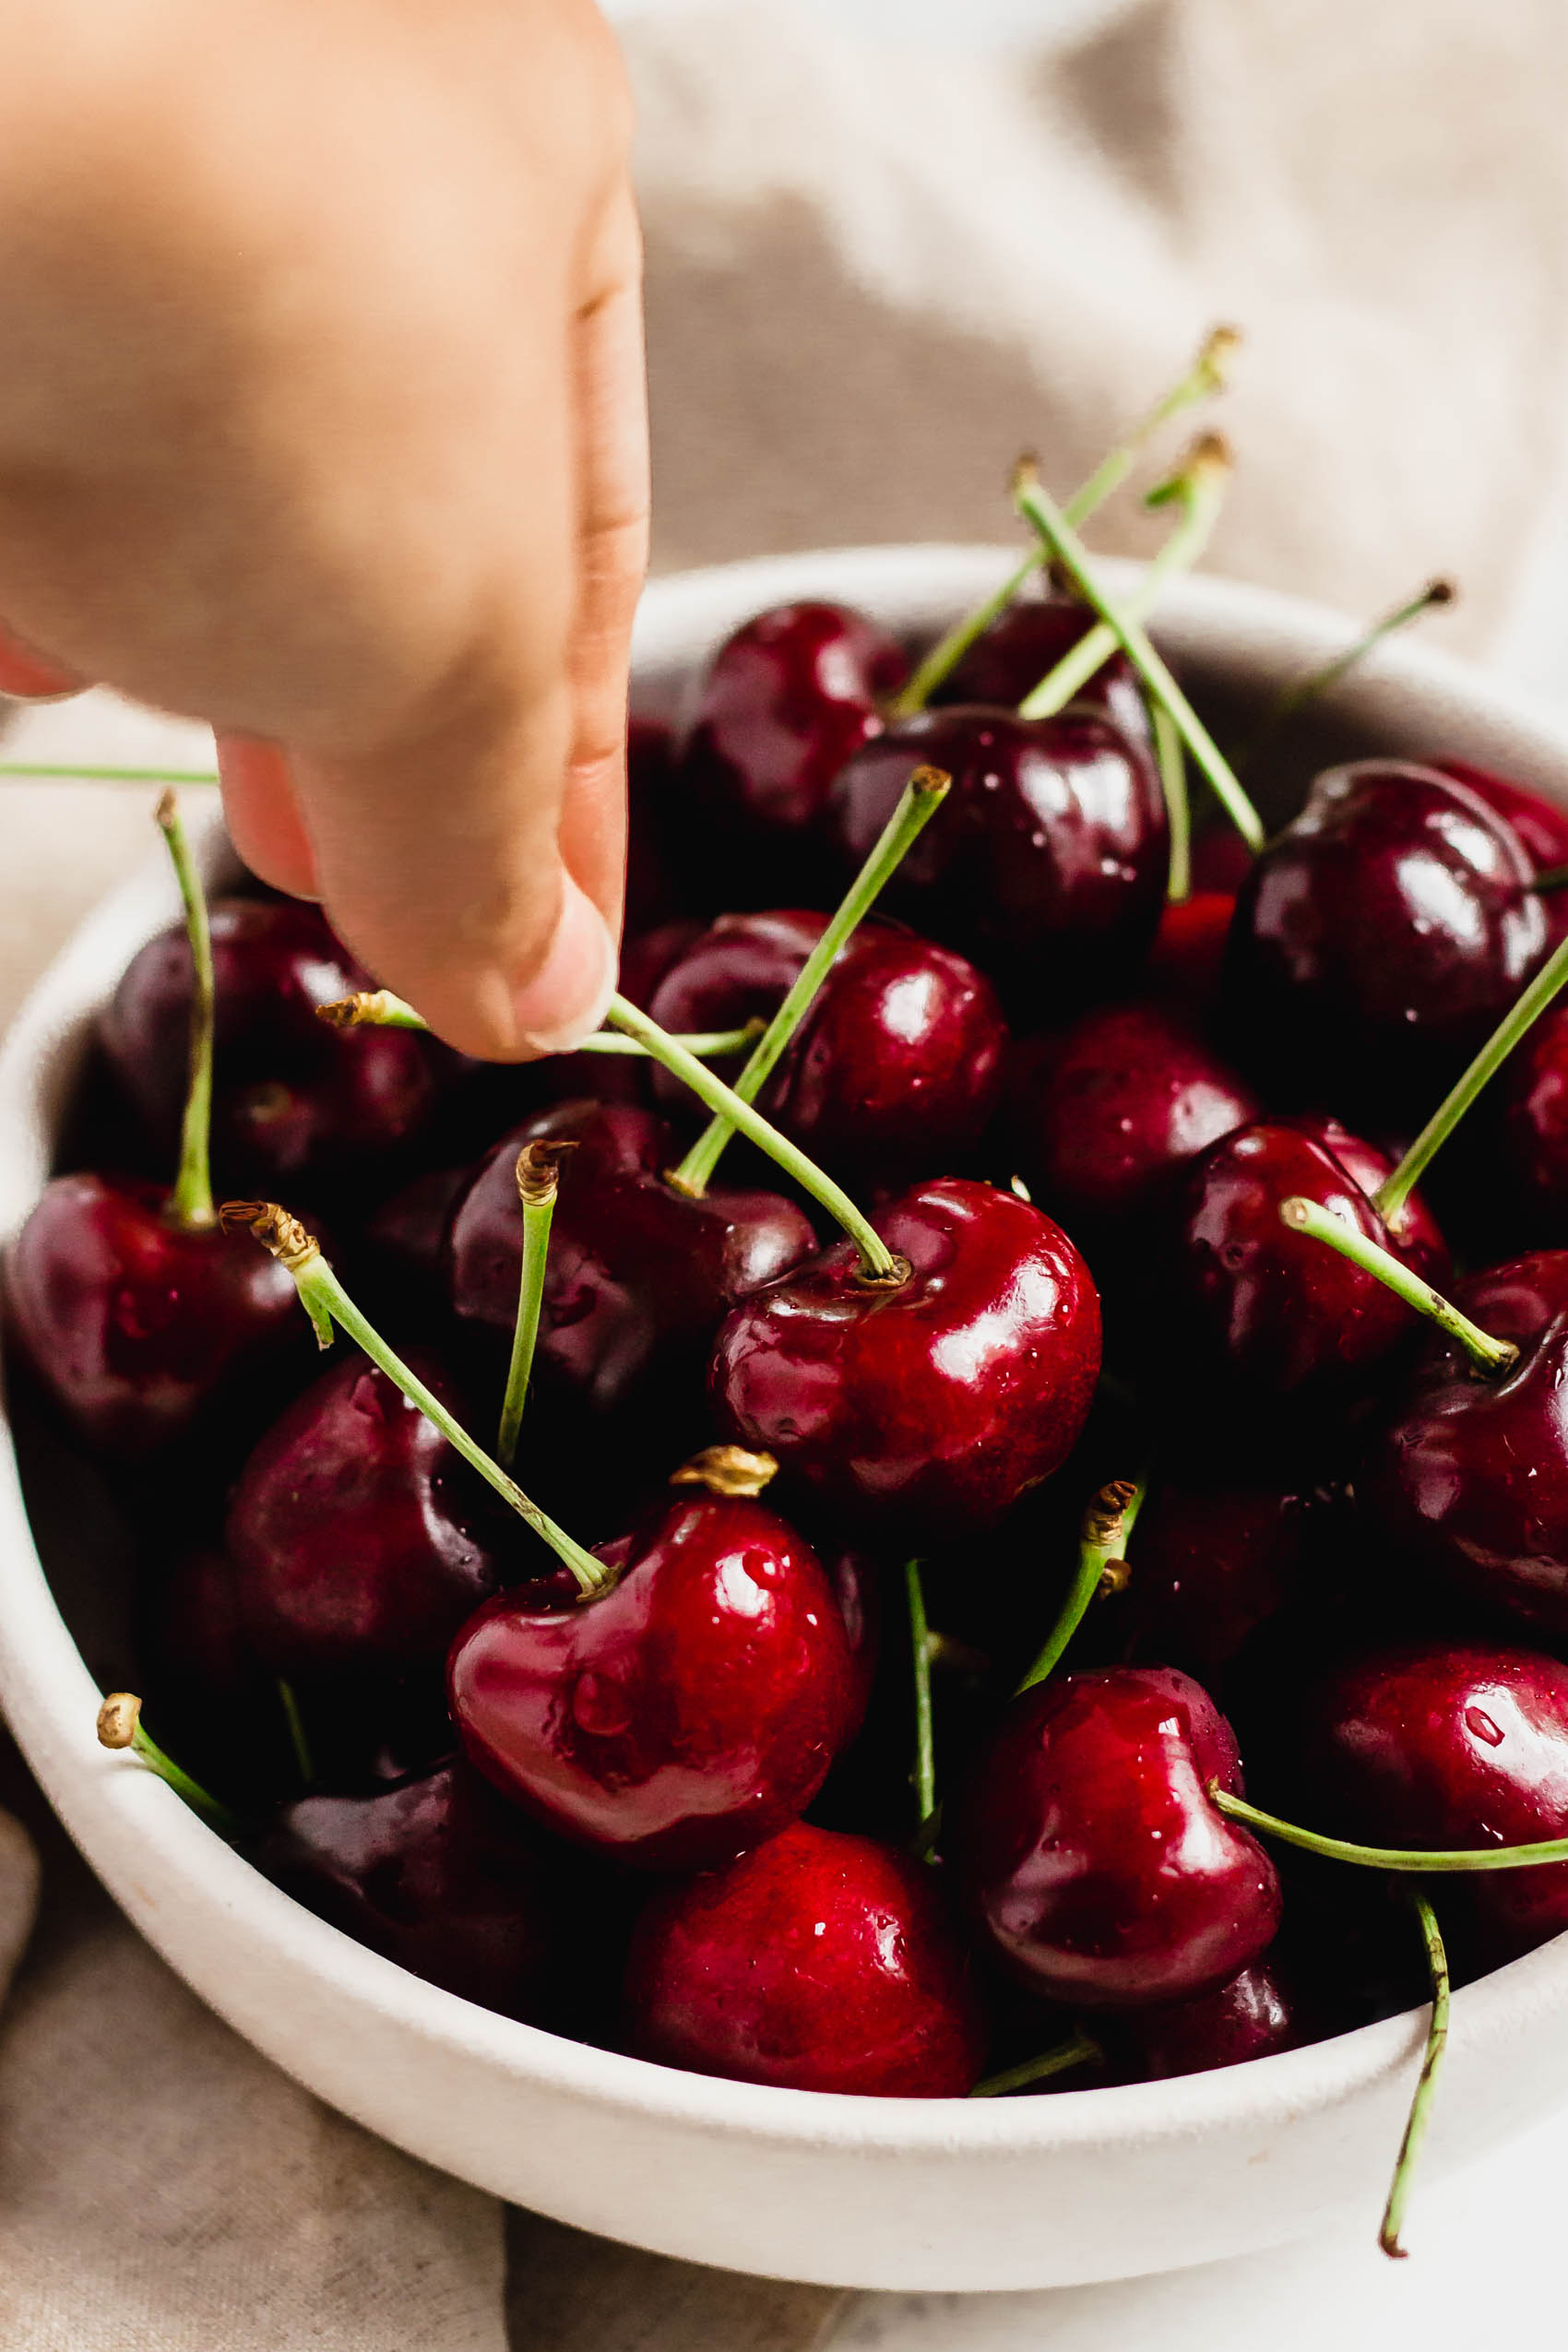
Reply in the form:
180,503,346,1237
3,0,1566,2341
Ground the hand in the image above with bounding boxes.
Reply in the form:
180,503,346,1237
0,0,647,1058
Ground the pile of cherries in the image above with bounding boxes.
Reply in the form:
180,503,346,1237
16,354,1568,2258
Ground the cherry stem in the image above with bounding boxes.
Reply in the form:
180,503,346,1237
1234,578,1456,778
1016,434,1231,727
1533,863,1568,895
155,792,217,1230
888,325,1240,719
278,1679,315,1788
603,996,901,1283
1016,1475,1146,1694
315,989,762,1060
497,1142,571,1472
970,2032,1103,2097
96,1693,238,1836
1208,1781,1568,1871
1013,461,1265,854
1152,703,1191,904
1381,1888,1449,2261
670,766,952,1198
0,762,221,783
1277,1196,1518,1375
219,1202,608,1594
904,1557,937,1851
1374,928,1568,1221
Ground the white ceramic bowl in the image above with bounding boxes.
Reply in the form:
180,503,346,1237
6,547,1568,2295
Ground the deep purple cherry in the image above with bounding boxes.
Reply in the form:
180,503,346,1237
623,1822,986,2095
711,1176,1101,1538
447,1486,855,1871
934,591,1150,746
955,1666,1281,2009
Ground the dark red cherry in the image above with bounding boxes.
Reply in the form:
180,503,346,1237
448,1100,814,1421
820,1542,883,1740
623,1823,986,2095
1007,1001,1258,1244
625,712,681,931
226,1353,505,1683
101,897,440,1183
1496,1007,1568,1236
257,1759,583,2023
1145,891,1237,1014
955,1666,1280,2008
1224,762,1548,1109
1286,1643,1568,1959
674,603,909,897
826,706,1168,1001
647,910,1008,1186
3,1172,300,1454
1123,1476,1318,1691
1362,1253,1568,1638
447,1489,854,1871
1107,1961,1305,2082
1434,757,1568,880
711,1176,1101,1538
1190,826,1255,896
1170,1117,1447,1406
935,592,1150,746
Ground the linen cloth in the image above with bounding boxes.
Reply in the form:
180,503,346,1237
4,0,1568,2340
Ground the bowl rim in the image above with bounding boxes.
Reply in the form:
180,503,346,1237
6,540,1568,2166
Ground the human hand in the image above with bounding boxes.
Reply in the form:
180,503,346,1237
0,0,647,1058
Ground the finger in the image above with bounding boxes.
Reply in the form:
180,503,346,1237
215,733,320,897
0,616,83,700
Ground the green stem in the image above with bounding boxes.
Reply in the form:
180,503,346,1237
315,987,759,1060
1153,702,1191,904
155,792,216,1229
603,996,900,1282
97,1693,239,1836
1532,863,1568,894
1234,578,1455,778
1013,464,1265,853
888,548,1040,721
970,2033,1102,2097
671,766,951,1197
1278,1196,1519,1375
0,762,221,783
905,1558,936,1848
1209,1782,1568,1871
497,1143,568,1471
1380,1891,1450,2261
1016,1476,1146,1694
1016,436,1230,724
219,1204,607,1595
278,1680,315,1787
1375,929,1568,1221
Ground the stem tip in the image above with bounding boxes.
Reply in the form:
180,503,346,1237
219,1199,321,1274
517,1139,576,1206
98,1693,142,1751
670,1445,779,1499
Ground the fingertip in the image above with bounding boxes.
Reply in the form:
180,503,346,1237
215,731,321,898
510,869,619,1055
0,618,83,700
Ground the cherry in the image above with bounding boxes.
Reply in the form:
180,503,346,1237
1106,1960,1304,2082
826,706,1168,1000
1223,762,1549,1111
226,1352,505,1684
623,1822,986,2096
1361,1253,1568,1638
1123,1474,1321,1692
673,603,909,898
1434,757,1568,883
819,1540,884,1740
933,592,1150,746
647,910,1008,1187
447,1099,815,1422
711,1176,1101,1538
446,1485,855,1871
1007,1000,1258,1245
1169,1117,1447,1408
1145,892,1237,1014
1496,1007,1568,1236
955,1666,1280,2008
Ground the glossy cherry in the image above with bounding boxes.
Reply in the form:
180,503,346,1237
825,705,1168,1001
1224,762,1548,1110
1496,1007,1568,1237
226,1353,505,1683
1434,757,1568,884
623,1822,986,2095
448,1100,815,1421
1169,1117,1447,1407
674,602,909,897
934,591,1150,745
1145,892,1237,1015
1107,1960,1305,2082
447,1487,855,1871
956,1666,1281,2008
1361,1253,1568,1637
647,909,1008,1186
1123,1475,1320,1692
711,1176,1101,1538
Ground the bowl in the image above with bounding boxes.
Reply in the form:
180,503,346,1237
5,546,1568,2295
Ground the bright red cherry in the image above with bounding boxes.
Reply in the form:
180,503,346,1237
647,910,1008,1186
447,1100,814,1421
711,1177,1101,1538
226,1353,505,1683
825,706,1168,1001
447,1487,855,1871
623,1823,986,2095
934,592,1150,746
1169,1117,1447,1407
956,1667,1281,2008
1224,762,1548,1111
4,1171,301,1455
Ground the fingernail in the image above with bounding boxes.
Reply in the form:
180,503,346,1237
512,873,618,1055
